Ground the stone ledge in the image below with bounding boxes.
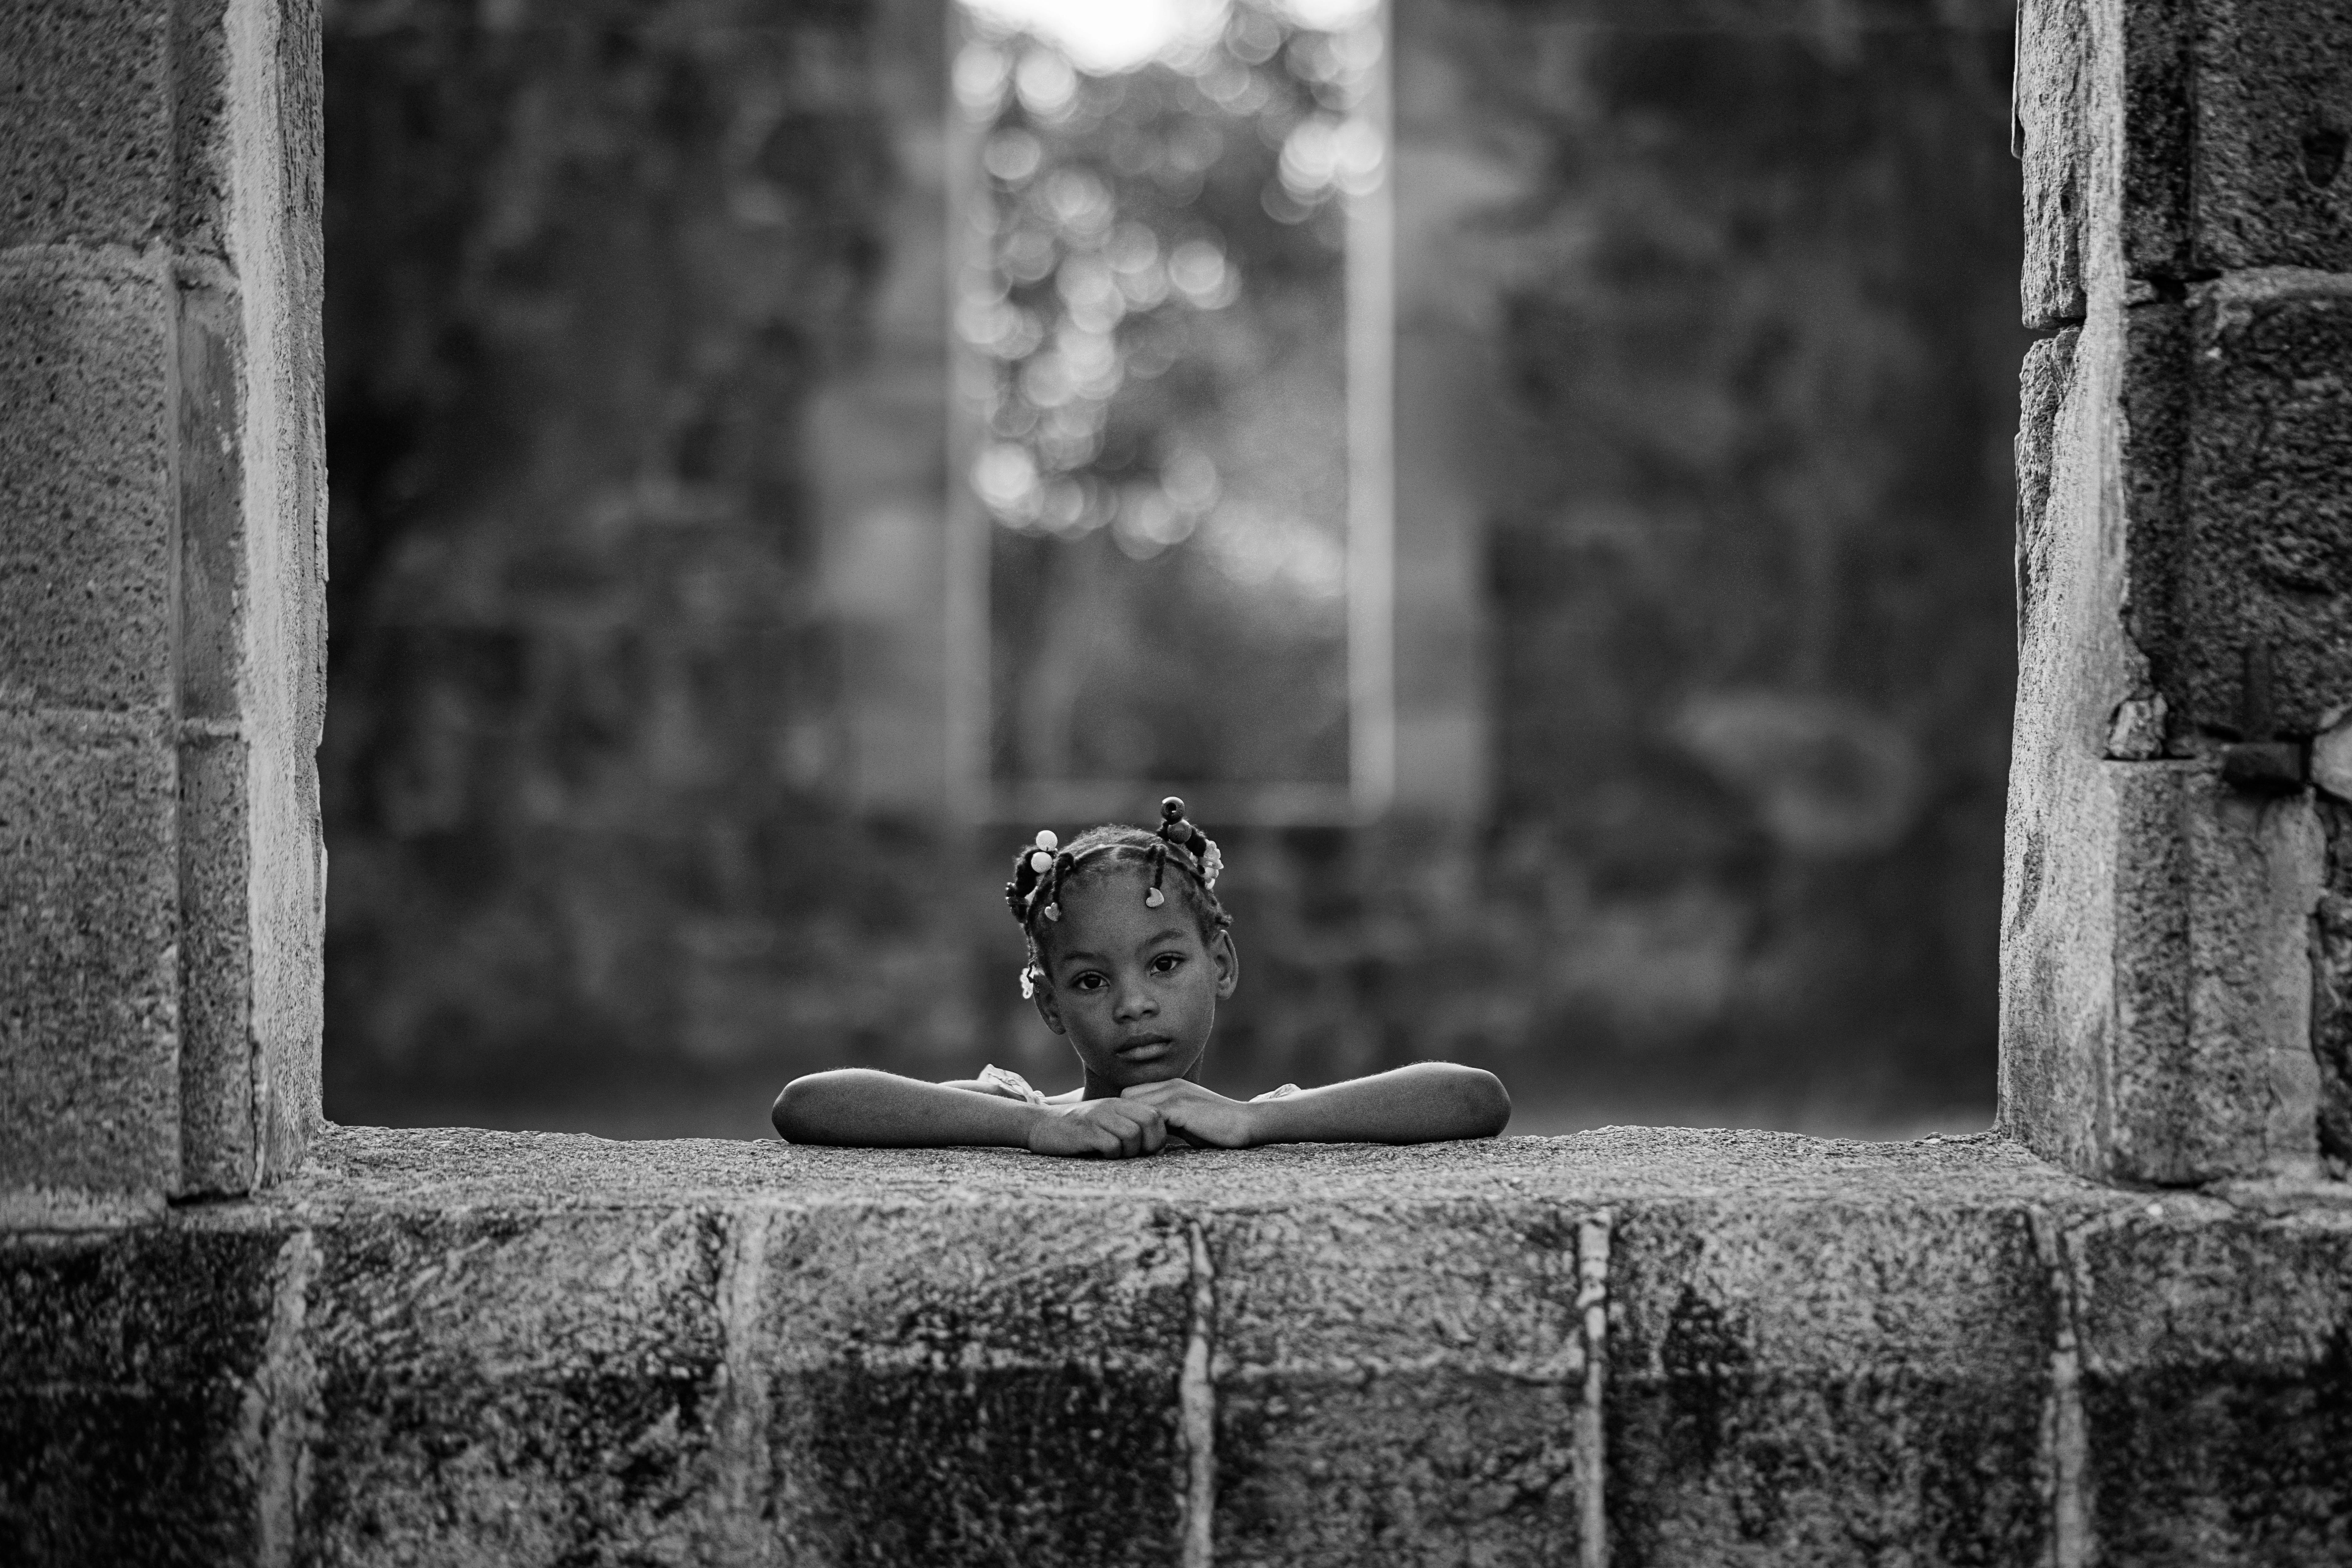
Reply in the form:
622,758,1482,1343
5,1124,2350,1566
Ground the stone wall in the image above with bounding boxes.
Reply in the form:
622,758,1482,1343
320,0,2030,1130
2001,0,2352,1182
8,1125,2352,1566
2,0,326,1203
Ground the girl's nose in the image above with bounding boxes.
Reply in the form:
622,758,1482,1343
1113,976,1156,1021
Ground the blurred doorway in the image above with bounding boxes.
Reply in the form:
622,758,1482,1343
945,0,1395,826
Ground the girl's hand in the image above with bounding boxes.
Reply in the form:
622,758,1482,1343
1119,1080,1258,1148
1027,1098,1169,1159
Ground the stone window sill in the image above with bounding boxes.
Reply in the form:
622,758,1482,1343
7,1124,2350,1564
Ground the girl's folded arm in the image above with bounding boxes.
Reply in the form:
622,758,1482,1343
1251,1062,1510,1145
772,1068,1042,1147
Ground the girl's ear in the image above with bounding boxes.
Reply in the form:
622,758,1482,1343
1211,930,1240,999
1030,978,1067,1035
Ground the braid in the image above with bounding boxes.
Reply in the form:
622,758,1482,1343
1007,798,1231,997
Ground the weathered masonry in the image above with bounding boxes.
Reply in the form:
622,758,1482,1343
2002,0,2352,1188
2,0,324,1209
4,1,2352,1565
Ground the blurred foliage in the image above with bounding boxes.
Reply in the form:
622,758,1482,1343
318,0,975,1119
963,2,1372,785
1395,3,2029,1106
321,0,2024,1135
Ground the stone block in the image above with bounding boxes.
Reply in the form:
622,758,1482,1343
2018,0,2091,326
175,275,246,722
0,0,174,249
300,1206,732,1566
2003,305,2143,1181
1209,1201,1585,1567
2108,764,2319,1183
2069,1204,2352,1566
0,1223,291,1565
1605,1199,2054,1568
2162,280,2352,739
179,730,255,1194
0,0,245,254
0,716,180,1197
2309,796,2352,1163
2118,300,2188,685
2118,0,2196,280
2175,1,2352,275
758,1199,1194,1567
2031,0,2352,282
0,249,177,713
2014,328,2078,630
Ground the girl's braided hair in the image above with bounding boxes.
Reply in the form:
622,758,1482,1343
1005,797,1230,998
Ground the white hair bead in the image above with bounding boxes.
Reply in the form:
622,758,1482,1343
1145,887,1166,907
1034,829,1058,851
1029,850,1053,873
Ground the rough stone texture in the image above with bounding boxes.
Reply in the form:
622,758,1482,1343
2116,0,2195,283
2309,798,2352,1165
0,716,181,1198
302,1207,729,1565
0,1,176,250
0,0,250,255
1607,1199,2053,1566
0,1222,294,1565
191,0,329,1197
2030,0,2352,288
1212,1203,1584,1566
0,246,176,714
2,0,327,1201
2149,0,2352,277
761,1201,1192,1566
18,1127,2352,1564
2070,1197,2352,1565
2019,0,2091,326
2007,757,2324,1184
177,730,260,1192
2003,305,2142,1176
2001,0,2352,1185
2158,276,2352,739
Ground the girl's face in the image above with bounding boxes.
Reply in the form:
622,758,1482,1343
1030,866,1238,1093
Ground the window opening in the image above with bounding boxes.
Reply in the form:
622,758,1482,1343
945,0,1392,825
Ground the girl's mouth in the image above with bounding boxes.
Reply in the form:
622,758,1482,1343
1117,1035,1173,1057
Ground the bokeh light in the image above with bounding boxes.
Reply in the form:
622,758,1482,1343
960,0,1377,787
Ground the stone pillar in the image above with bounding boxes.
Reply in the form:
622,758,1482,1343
1,0,325,1207
2003,0,2352,1182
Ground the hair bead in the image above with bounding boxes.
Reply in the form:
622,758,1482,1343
1004,802,1234,994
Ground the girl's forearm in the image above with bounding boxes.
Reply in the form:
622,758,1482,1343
772,1068,1041,1147
1248,1063,1510,1145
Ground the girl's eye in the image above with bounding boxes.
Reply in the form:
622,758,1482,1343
1071,972,1106,992
1152,953,1184,974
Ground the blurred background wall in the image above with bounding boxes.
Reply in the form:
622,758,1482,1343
320,0,2026,1138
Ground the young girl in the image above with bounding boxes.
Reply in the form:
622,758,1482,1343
772,797,1511,1157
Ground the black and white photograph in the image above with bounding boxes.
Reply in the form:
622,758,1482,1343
5,0,2351,1560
